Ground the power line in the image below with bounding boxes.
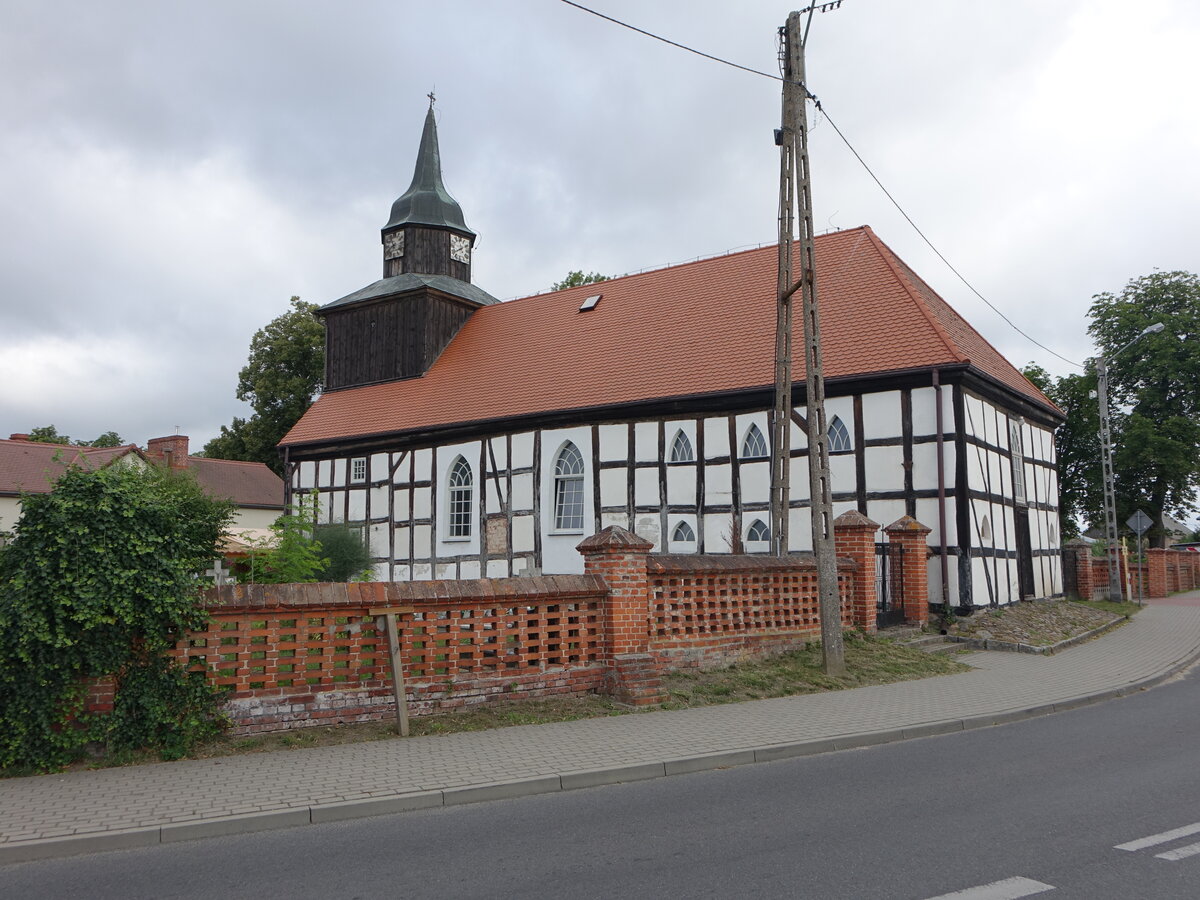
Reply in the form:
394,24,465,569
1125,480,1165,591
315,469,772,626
558,0,1085,371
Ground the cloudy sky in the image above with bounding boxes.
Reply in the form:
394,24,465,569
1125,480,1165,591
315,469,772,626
1,0,1197,451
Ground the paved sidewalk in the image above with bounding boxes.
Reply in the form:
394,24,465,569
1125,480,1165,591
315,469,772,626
4,598,1200,864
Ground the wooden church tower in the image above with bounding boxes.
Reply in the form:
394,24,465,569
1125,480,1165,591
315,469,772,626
318,101,497,392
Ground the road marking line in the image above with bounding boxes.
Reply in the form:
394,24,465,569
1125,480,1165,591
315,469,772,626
1155,840,1200,861
923,875,1056,899
1115,822,1200,851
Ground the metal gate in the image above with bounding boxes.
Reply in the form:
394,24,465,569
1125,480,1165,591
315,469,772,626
875,540,906,629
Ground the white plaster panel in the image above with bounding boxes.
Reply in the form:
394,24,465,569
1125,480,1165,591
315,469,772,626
392,454,411,485
867,499,906,532
824,396,854,426
370,485,389,517
369,453,388,480
828,454,855,493
413,524,431,558
412,563,432,581
600,469,627,508
436,563,455,579
601,511,630,531
512,515,535,553
788,508,813,552
391,564,411,582
598,424,628,462
297,462,315,490
371,562,389,582
634,422,658,462
666,465,697,507
634,467,660,507
831,500,858,522
394,526,410,559
394,489,410,521
665,420,697,461
735,412,768,457
511,473,534,512
633,513,662,549
487,437,508,470
485,478,501,515
790,412,808,449
332,458,347,488
860,390,902,441
788,457,810,502
511,558,527,575
412,487,431,520
740,460,769,505
486,559,509,578
705,464,732,504
909,387,937,435
916,498,954,545
926,555,957,609
325,491,344,523
413,448,432,481
510,432,534,467
703,513,734,552
703,417,730,459
459,560,481,579
369,523,388,558
864,445,904,492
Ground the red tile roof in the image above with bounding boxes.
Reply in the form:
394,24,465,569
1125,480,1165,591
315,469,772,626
283,226,1056,447
188,457,283,509
0,440,141,495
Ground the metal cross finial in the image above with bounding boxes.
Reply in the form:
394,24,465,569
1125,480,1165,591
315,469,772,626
427,91,436,109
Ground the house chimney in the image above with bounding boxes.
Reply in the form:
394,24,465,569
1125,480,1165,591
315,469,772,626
8,433,31,442
145,435,190,471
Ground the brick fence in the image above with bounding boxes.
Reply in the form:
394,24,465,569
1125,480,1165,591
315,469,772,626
162,514,931,734
1063,540,1199,601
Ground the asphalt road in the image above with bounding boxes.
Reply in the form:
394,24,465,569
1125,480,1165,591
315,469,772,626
5,664,1200,899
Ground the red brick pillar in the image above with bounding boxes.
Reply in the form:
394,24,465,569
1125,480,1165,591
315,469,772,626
1063,539,1094,601
884,516,932,626
1146,548,1168,599
833,510,879,633
577,527,661,705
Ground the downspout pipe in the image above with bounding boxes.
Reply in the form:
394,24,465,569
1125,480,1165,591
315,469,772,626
933,369,951,619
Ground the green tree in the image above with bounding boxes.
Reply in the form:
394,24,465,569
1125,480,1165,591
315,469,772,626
551,270,608,292
1088,271,1200,547
84,431,125,448
0,464,234,770
27,425,71,445
313,523,372,582
205,297,324,474
1021,364,1101,540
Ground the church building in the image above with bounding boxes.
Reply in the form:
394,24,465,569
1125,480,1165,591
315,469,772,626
280,105,1064,611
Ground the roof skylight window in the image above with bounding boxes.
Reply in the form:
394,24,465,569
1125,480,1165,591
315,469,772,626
579,294,602,312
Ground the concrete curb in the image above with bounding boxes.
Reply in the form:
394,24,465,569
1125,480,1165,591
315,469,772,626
2,633,1198,866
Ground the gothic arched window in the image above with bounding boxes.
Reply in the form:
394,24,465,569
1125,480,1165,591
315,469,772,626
746,519,770,544
553,442,586,531
828,415,852,453
672,521,696,543
447,456,473,538
741,423,768,459
669,430,694,463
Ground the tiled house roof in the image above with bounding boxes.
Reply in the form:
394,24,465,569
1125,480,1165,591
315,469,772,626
188,457,284,510
0,438,141,496
282,226,1057,447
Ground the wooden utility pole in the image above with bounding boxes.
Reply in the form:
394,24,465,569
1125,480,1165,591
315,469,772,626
773,8,844,675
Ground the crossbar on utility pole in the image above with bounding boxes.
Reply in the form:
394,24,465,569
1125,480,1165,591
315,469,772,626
774,9,844,675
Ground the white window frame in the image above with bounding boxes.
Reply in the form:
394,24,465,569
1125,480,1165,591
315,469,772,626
1010,420,1026,505
746,518,770,544
671,520,696,544
740,423,768,459
350,456,367,484
446,455,473,540
552,441,586,533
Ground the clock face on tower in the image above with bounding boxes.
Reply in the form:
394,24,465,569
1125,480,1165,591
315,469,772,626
383,231,405,260
450,233,471,264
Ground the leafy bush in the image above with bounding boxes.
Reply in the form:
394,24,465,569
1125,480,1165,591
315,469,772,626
0,464,234,770
313,523,372,582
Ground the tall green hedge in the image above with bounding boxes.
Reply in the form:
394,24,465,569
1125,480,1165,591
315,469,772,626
0,463,234,770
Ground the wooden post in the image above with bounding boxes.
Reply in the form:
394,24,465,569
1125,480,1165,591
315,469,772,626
371,605,415,737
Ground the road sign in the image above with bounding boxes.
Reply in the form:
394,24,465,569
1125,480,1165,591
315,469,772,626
1127,509,1153,536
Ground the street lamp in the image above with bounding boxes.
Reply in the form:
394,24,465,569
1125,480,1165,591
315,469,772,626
1096,322,1165,601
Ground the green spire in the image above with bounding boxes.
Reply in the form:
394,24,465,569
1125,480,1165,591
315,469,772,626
384,106,474,235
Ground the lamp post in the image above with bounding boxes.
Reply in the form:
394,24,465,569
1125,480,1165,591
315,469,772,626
1096,322,1164,601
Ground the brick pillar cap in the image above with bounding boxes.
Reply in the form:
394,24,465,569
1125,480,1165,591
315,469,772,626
1063,538,1092,549
884,515,932,535
1146,546,1169,554
577,525,654,553
833,510,878,529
